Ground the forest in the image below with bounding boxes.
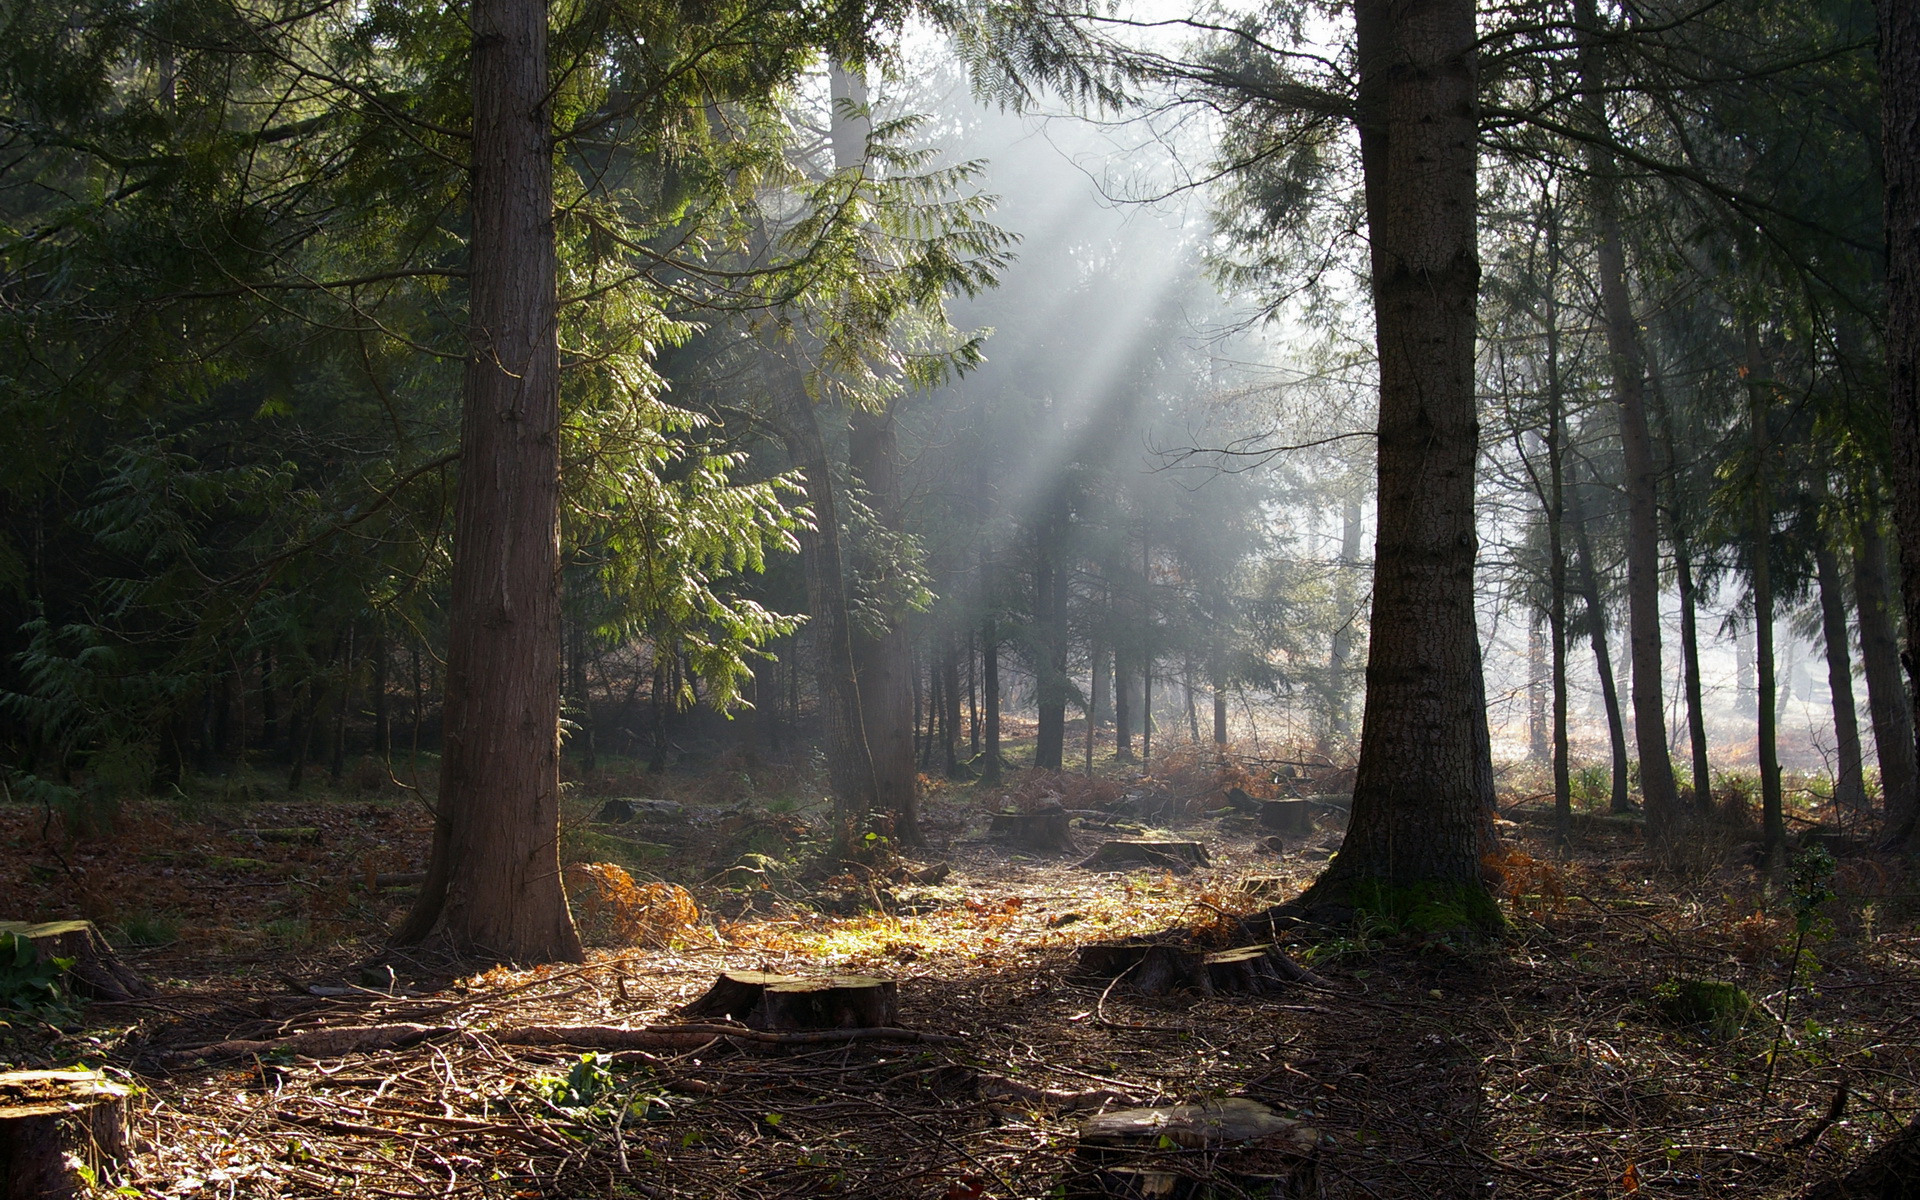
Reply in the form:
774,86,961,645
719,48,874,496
2,0,1919,1195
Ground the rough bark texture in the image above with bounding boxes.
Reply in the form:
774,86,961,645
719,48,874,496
1816,534,1869,811
1857,516,1920,839
1578,0,1680,843
395,0,581,962
1302,0,1492,921
1884,0,1920,853
0,1070,130,1200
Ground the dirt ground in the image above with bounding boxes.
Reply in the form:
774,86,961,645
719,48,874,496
4,742,1919,1199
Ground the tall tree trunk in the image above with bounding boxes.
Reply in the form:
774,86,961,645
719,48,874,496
1328,497,1363,744
1141,648,1153,765
776,386,879,847
848,408,922,845
1528,617,1549,763
371,632,390,764
1674,547,1713,813
1650,366,1714,815
1540,205,1574,848
1033,503,1070,771
967,631,979,755
1090,641,1109,726
328,625,352,783
1880,0,1920,853
1211,614,1230,745
1570,483,1632,814
566,608,595,771
395,0,580,962
1114,648,1134,760
1858,515,1920,840
981,541,1002,784
1747,329,1787,864
835,62,920,846
1301,0,1493,925
981,627,1002,781
1578,0,1679,842
1814,525,1869,811
941,637,962,777
260,649,278,752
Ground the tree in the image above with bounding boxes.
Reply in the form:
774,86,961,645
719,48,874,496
1293,0,1499,927
1884,0,1920,852
393,0,579,960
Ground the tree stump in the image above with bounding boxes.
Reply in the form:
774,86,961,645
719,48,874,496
0,921,150,1002
1259,800,1313,836
1066,1098,1317,1198
0,1070,131,1200
1076,841,1210,873
678,970,898,1030
1238,876,1289,902
991,804,1076,852
1076,942,1316,997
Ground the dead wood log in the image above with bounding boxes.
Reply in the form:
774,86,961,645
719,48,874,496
170,1022,453,1063
1078,941,1329,997
499,1023,959,1049
0,1070,131,1200
679,970,898,1030
1076,841,1210,873
0,920,151,1002
1067,1097,1317,1199
990,803,1076,853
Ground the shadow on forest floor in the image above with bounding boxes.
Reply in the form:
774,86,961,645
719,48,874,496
4,745,1918,1198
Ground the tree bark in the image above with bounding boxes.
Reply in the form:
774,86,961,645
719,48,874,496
395,0,581,962
1881,0,1920,854
1570,481,1632,815
981,542,1002,784
1328,497,1363,745
1538,202,1574,848
1300,0,1495,924
1814,524,1869,811
1578,0,1679,841
1651,365,1714,815
1033,502,1070,771
775,383,880,848
848,408,923,844
836,62,920,846
1747,329,1787,863
1857,515,1920,840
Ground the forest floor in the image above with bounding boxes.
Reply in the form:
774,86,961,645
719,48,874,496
4,733,1919,1199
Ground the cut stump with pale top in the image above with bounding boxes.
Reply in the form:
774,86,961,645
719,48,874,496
680,970,898,1030
0,1070,131,1200
0,920,150,1001
1077,941,1327,997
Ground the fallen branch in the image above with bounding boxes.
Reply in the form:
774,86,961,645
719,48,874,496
498,1023,962,1048
167,1023,453,1063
